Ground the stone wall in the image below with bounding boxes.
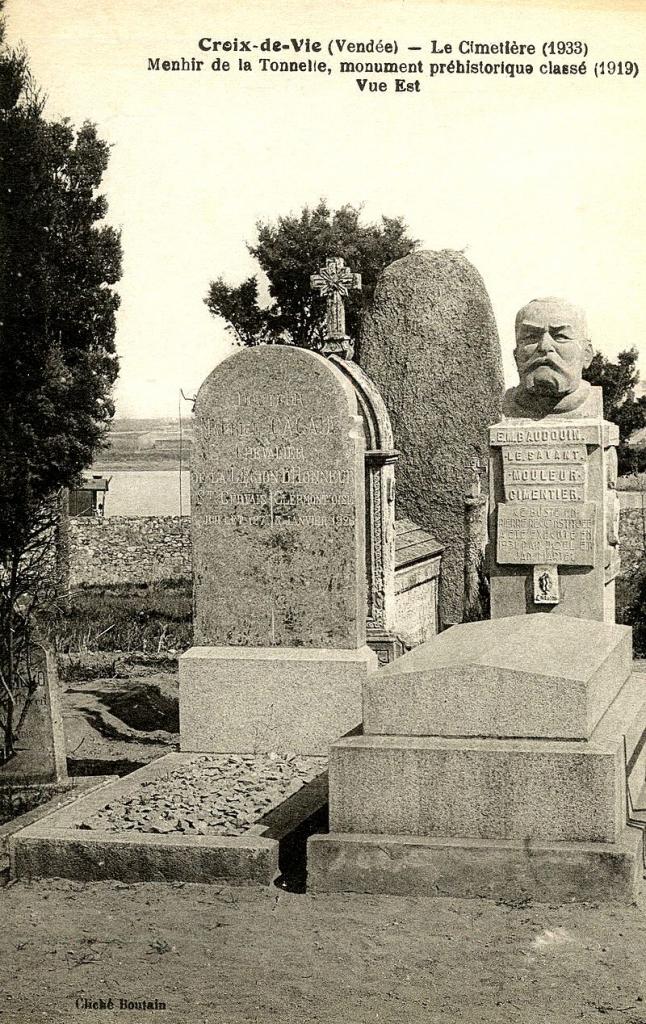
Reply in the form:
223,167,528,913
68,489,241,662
70,509,646,593
70,516,191,587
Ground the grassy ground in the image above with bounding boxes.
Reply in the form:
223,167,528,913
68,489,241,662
38,576,646,655
618,473,646,491
39,581,192,655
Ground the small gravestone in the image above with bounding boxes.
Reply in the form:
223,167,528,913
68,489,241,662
181,345,376,754
1,645,67,785
359,250,504,625
489,297,620,621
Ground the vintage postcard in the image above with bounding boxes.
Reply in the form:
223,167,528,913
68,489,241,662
1,1,646,1022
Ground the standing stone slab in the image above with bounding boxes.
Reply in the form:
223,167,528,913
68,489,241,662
181,345,377,754
359,250,504,625
191,346,366,649
1,645,67,785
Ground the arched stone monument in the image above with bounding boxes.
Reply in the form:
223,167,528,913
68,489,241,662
180,344,376,755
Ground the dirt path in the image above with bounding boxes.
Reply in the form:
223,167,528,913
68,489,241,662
1,875,646,1024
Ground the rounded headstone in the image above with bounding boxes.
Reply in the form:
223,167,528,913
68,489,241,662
191,345,366,649
359,250,504,625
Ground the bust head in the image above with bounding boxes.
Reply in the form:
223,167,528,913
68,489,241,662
514,297,593,401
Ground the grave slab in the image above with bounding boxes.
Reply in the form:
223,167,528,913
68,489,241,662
363,614,632,740
10,752,329,886
311,666,646,902
331,671,646,845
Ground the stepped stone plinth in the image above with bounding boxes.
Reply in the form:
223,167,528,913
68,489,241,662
309,614,646,902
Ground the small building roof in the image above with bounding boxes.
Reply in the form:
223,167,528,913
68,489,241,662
78,474,111,492
395,518,444,570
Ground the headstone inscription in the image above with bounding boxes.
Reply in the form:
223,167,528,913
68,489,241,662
488,298,620,621
359,249,504,626
180,344,377,755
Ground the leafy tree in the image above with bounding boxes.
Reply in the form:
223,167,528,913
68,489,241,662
0,6,121,761
205,200,418,353
583,348,646,474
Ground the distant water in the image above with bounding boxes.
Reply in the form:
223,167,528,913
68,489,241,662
100,470,191,517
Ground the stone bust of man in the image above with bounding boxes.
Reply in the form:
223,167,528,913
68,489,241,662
503,297,598,419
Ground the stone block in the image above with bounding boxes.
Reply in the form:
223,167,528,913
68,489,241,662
307,827,644,904
180,645,377,755
12,830,278,886
392,519,442,646
1,646,67,785
363,614,633,740
9,754,329,886
331,672,646,843
328,734,622,843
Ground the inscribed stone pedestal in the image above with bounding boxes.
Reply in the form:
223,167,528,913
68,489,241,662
359,250,504,625
488,413,620,621
488,296,621,621
191,345,366,649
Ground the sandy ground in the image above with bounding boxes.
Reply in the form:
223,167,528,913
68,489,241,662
2,663,646,1023
1,873,646,1024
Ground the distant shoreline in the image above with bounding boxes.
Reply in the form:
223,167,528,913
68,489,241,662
92,460,189,473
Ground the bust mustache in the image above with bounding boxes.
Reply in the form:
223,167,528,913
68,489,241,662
522,352,572,396
514,297,593,401
502,297,596,418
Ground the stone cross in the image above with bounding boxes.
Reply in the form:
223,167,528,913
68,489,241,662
311,258,361,357
465,454,483,499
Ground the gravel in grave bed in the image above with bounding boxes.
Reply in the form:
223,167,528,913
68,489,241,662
75,754,326,837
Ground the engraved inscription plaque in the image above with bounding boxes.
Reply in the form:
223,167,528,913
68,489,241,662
493,428,597,568
497,502,596,565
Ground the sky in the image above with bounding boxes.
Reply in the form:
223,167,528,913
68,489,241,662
5,0,646,418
